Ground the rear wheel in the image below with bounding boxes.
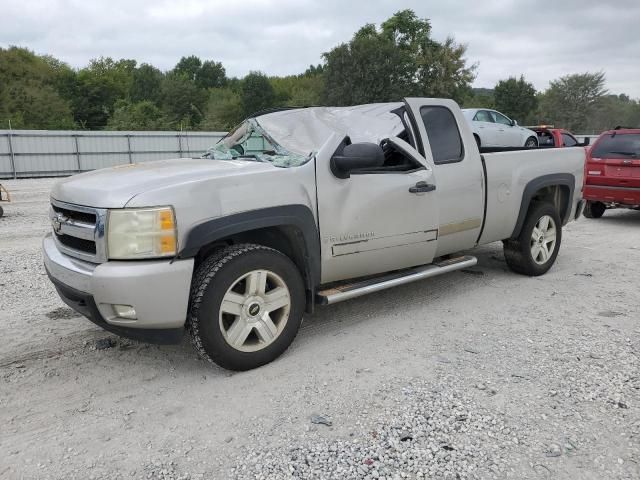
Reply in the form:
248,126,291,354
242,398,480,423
0,205,3,218
504,202,562,276
188,244,305,371
583,201,606,219
524,137,538,148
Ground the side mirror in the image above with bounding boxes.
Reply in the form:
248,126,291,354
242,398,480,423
511,119,519,127
581,137,591,146
331,142,384,179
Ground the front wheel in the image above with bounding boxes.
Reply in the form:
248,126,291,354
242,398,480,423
188,244,305,371
504,202,562,276
524,137,538,148
583,201,606,219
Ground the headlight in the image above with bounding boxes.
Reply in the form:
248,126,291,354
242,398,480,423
107,207,177,260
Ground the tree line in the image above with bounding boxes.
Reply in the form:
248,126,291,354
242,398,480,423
1,10,638,134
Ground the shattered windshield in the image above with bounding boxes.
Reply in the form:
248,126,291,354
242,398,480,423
204,118,311,167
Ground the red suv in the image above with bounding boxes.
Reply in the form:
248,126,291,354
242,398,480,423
583,127,640,218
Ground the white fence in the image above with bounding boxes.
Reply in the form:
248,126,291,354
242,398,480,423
0,130,226,179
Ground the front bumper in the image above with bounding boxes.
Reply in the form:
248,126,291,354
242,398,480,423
584,185,640,206
43,234,194,344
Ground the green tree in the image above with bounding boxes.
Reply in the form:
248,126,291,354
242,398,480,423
538,72,607,132
173,55,202,81
586,94,640,133
270,73,325,107
462,88,495,109
201,87,243,130
322,9,475,105
196,60,226,89
240,72,276,117
323,24,408,105
0,47,76,129
160,73,208,127
107,100,168,130
73,57,136,129
131,63,163,103
417,37,476,101
493,75,537,123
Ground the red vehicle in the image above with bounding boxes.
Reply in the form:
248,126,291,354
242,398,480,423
528,126,583,148
583,127,640,218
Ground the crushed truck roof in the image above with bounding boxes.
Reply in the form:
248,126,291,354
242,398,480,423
256,103,405,154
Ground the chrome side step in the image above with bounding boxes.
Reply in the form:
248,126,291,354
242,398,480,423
317,255,478,305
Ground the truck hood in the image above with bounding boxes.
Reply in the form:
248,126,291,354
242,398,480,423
51,158,275,208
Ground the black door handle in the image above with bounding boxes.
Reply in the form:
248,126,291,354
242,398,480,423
409,181,436,194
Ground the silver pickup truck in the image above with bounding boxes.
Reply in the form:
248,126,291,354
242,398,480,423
43,98,586,370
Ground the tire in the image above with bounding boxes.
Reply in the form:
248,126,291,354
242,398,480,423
188,243,305,371
583,201,606,219
503,202,562,276
0,205,3,218
524,137,538,148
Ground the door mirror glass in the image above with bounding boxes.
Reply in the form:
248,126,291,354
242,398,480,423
331,142,384,179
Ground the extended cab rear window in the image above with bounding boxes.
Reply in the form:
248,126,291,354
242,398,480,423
592,134,640,158
420,106,464,164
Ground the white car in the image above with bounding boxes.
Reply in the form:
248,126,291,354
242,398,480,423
462,108,539,149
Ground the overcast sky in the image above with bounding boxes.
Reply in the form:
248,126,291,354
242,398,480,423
2,0,639,97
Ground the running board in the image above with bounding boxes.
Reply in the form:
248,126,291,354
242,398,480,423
316,256,477,305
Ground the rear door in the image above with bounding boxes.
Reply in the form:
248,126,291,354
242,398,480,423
404,98,485,255
589,133,640,188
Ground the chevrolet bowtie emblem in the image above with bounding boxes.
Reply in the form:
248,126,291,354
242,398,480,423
51,214,66,234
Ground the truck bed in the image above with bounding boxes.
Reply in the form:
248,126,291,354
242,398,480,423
478,147,586,245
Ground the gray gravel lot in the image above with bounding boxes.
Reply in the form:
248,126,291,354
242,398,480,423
0,178,639,480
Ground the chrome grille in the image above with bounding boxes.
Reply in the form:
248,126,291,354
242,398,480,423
50,199,108,263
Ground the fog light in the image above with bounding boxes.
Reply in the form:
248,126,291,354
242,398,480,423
113,304,137,320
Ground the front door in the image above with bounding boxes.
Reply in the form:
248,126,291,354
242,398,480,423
316,134,439,284
491,110,521,147
473,110,498,146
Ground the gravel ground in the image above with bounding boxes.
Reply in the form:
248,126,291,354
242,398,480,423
0,178,639,480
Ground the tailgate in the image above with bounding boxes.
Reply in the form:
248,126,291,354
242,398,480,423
587,157,640,188
602,158,640,186
588,133,640,187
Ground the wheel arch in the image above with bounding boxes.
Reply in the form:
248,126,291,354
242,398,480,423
510,174,575,239
178,205,320,312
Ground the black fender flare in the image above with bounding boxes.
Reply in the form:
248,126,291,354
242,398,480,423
178,204,321,292
510,173,575,239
